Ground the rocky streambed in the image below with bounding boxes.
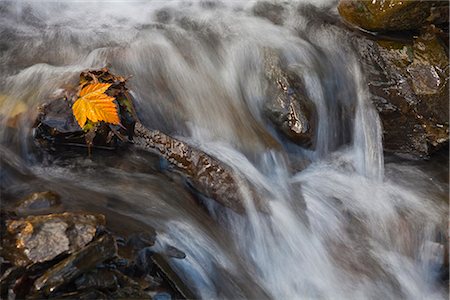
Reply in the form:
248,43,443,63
0,0,449,299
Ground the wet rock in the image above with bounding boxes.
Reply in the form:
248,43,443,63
126,231,157,251
0,266,25,299
13,191,62,216
134,248,155,276
3,212,105,266
262,48,316,148
338,0,448,32
352,26,449,158
56,289,108,299
32,69,268,214
111,285,151,299
75,268,119,291
253,1,286,25
33,234,117,296
165,245,186,260
151,253,195,299
133,122,268,214
110,270,152,299
33,68,136,151
153,291,172,300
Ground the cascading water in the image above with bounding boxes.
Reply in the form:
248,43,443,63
0,1,447,299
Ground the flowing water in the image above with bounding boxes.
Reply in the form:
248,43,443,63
0,1,448,299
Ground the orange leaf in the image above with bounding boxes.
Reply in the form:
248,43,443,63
72,83,120,128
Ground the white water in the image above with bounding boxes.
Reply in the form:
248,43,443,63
0,1,447,299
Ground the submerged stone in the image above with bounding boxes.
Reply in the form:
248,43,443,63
165,245,186,260
13,191,62,216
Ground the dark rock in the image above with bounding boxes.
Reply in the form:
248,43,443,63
352,26,449,158
153,291,172,300
133,122,268,214
14,191,62,216
141,274,163,290
3,212,105,266
33,68,136,151
135,248,155,275
253,1,286,25
165,245,186,260
33,234,117,296
126,232,157,251
111,285,151,299
262,48,316,148
31,69,268,214
0,266,25,299
55,289,108,299
151,253,195,299
338,0,448,32
75,269,119,291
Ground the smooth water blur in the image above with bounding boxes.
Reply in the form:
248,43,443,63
0,1,447,299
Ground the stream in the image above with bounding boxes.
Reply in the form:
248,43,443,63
0,1,448,299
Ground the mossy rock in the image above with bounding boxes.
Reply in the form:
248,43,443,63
338,0,448,32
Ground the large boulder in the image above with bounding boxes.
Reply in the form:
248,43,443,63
338,0,448,32
352,26,449,158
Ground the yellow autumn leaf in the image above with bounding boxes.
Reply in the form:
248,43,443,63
72,83,120,128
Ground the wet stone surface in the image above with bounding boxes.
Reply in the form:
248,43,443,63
262,48,316,148
338,0,448,32
13,191,62,216
3,212,105,266
0,205,195,299
33,68,136,151
350,26,449,158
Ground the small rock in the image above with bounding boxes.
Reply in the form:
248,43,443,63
4,212,105,266
75,269,119,291
0,266,25,299
151,253,195,299
135,248,155,275
127,232,157,250
165,245,186,260
33,68,136,151
33,234,117,296
13,191,62,216
262,48,316,148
